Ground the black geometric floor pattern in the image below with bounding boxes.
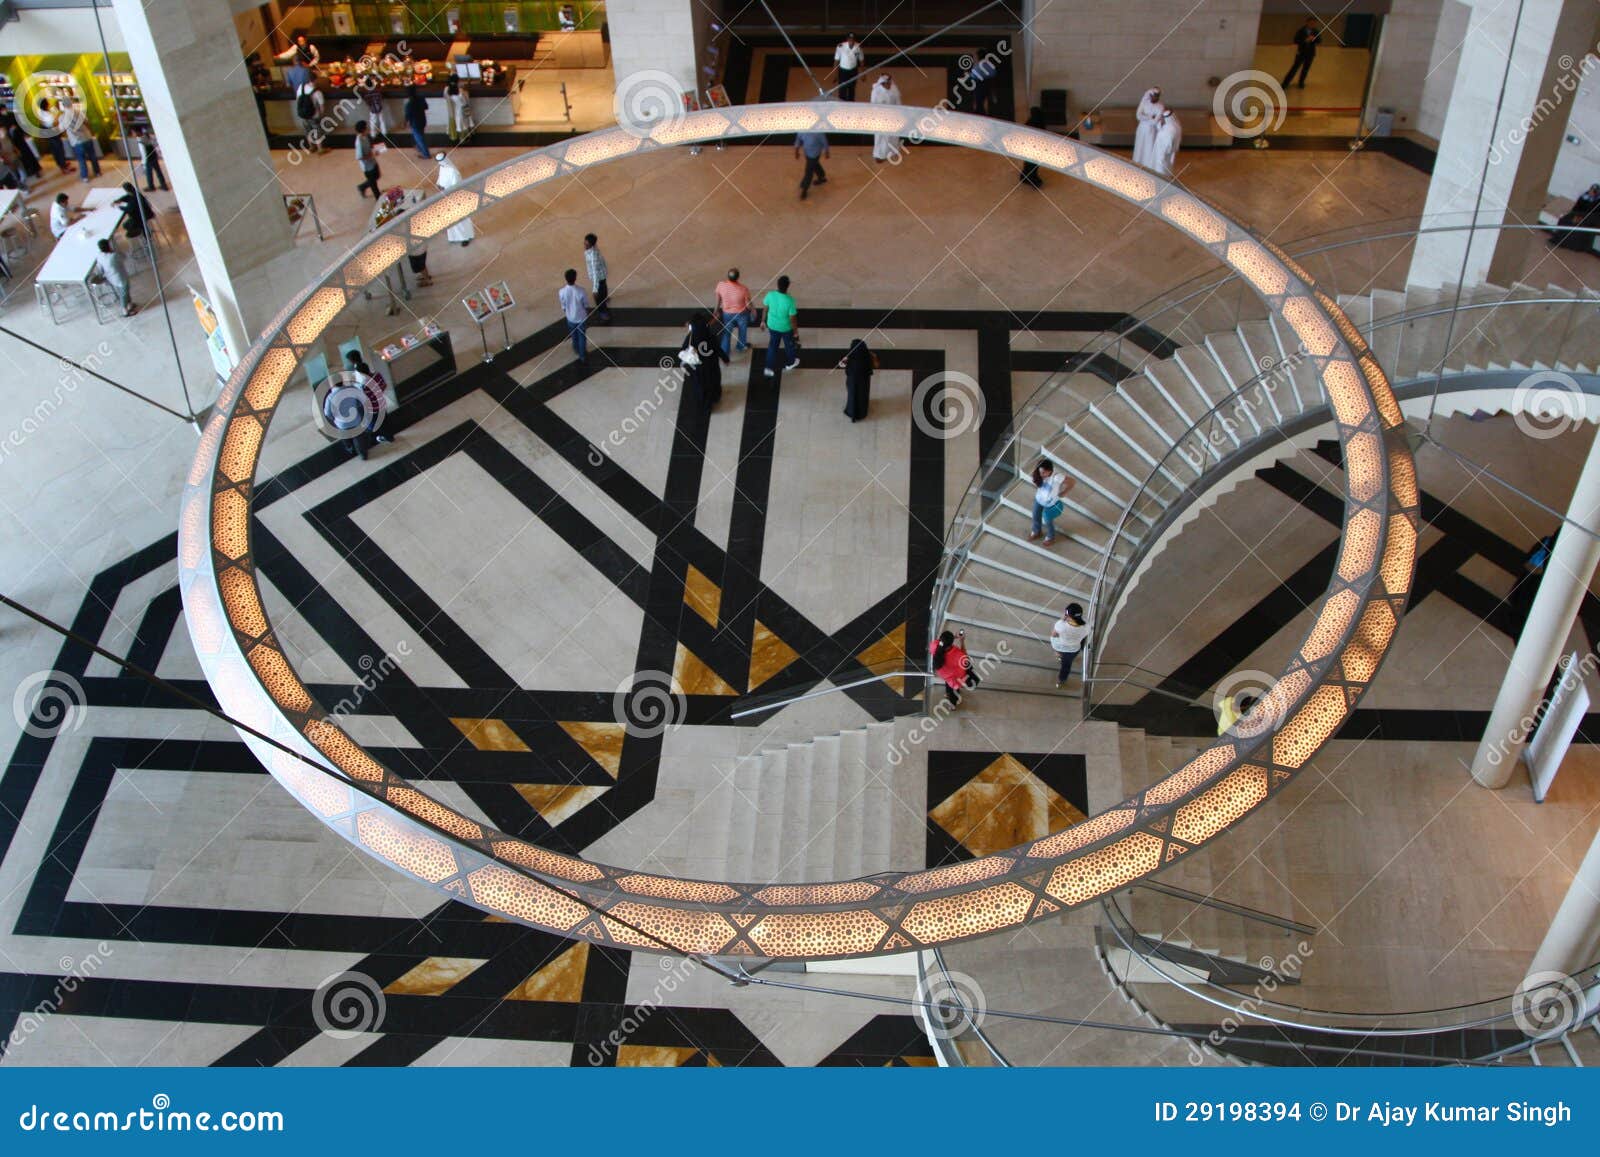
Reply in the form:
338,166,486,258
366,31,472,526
0,305,1151,1066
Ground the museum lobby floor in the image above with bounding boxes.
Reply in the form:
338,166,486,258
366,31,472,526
2,131,1599,1065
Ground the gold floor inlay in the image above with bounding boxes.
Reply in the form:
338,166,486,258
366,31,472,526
748,620,800,690
683,564,722,626
507,941,589,1003
617,1044,718,1067
857,622,908,694
383,957,486,996
450,717,531,752
673,642,739,696
514,783,609,825
930,754,1089,859
558,721,624,779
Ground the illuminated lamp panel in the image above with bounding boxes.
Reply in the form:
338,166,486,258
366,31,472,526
211,488,251,561
615,874,740,903
737,106,819,133
1258,238,1316,287
1043,832,1166,906
603,902,737,955
385,786,483,841
1361,356,1404,428
1316,291,1369,354
270,749,353,819
1169,766,1269,845
748,909,890,958
1280,295,1338,357
246,643,314,713
902,882,1035,943
490,838,605,884
185,590,226,658
1340,601,1398,684
1235,670,1313,740
409,189,480,238
217,566,268,638
1300,588,1361,664
1271,684,1350,769
178,492,209,572
342,235,407,288
923,119,988,146
304,718,388,782
242,348,298,414
1388,449,1419,511
1225,240,1290,298
484,155,559,198
1345,430,1385,503
1379,516,1418,600
355,810,459,883
187,414,226,489
652,110,731,144
218,416,264,485
1026,807,1136,858
752,881,883,906
285,287,347,347
1000,130,1077,170
1083,156,1158,201
1321,360,1373,428
1337,508,1382,582
1142,744,1238,807
827,106,909,134
1159,195,1228,244
895,857,1015,895
467,863,589,931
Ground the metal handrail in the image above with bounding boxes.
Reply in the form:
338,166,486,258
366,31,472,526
1129,880,1318,937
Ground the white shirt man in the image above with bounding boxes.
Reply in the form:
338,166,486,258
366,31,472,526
834,36,863,100
49,198,73,239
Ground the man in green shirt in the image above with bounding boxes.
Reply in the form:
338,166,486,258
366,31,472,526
763,275,800,377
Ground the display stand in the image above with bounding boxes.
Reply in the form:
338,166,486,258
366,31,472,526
463,291,494,362
284,193,325,241
378,322,456,404
486,279,516,351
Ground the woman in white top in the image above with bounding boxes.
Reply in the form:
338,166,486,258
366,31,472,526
1029,458,1071,545
1133,86,1165,168
1050,603,1090,687
870,74,903,162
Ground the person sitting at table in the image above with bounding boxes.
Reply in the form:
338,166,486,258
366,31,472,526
49,193,76,239
114,183,155,239
94,238,135,317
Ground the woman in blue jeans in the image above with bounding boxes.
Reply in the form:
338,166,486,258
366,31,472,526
1030,459,1070,545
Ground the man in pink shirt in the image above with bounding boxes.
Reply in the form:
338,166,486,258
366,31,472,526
713,267,752,357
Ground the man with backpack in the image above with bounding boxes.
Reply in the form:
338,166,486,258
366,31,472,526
295,78,324,153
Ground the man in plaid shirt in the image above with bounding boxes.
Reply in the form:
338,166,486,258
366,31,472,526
584,233,611,323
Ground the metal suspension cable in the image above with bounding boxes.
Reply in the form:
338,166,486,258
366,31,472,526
0,323,194,422
1417,428,1600,544
760,0,828,97
89,0,198,423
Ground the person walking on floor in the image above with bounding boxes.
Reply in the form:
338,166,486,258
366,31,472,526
114,183,155,240
1050,603,1090,687
834,34,863,101
1282,18,1321,89
404,86,430,158
680,312,728,413
94,238,135,316
354,121,382,199
1019,106,1047,187
584,233,610,322
930,629,980,707
135,128,167,191
795,130,829,200
344,351,395,448
1030,458,1071,546
446,74,474,142
59,101,101,181
36,98,70,174
967,53,998,116
839,337,876,421
559,268,591,365
1,112,40,183
762,275,800,378
360,78,388,138
714,267,751,356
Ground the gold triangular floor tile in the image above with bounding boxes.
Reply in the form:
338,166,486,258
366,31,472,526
513,783,609,825
383,957,486,996
507,941,589,1003
748,620,800,690
857,622,908,694
673,642,739,696
683,564,722,626
449,717,531,752
617,1044,701,1067
557,721,625,779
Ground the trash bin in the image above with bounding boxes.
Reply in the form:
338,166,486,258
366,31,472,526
1371,107,1395,137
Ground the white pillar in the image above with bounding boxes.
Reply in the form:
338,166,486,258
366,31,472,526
1529,820,1600,979
110,0,295,368
1408,0,1600,289
605,0,711,99
1470,425,1600,787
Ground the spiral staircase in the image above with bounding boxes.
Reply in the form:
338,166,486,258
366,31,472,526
918,220,1600,1066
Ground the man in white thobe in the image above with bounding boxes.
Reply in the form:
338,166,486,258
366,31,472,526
435,153,476,246
1152,109,1182,177
1133,86,1165,168
870,74,903,162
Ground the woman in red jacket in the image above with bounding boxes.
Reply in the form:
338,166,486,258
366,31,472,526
930,629,979,706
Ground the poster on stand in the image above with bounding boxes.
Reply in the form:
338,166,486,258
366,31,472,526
486,281,515,313
190,288,236,382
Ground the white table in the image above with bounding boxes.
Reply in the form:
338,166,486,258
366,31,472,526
35,204,126,323
81,188,125,211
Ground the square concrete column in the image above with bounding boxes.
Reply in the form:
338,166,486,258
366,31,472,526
111,0,295,367
1409,0,1600,288
607,0,714,104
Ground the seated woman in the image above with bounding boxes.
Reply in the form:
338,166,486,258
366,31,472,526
1548,183,1600,251
114,183,156,239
